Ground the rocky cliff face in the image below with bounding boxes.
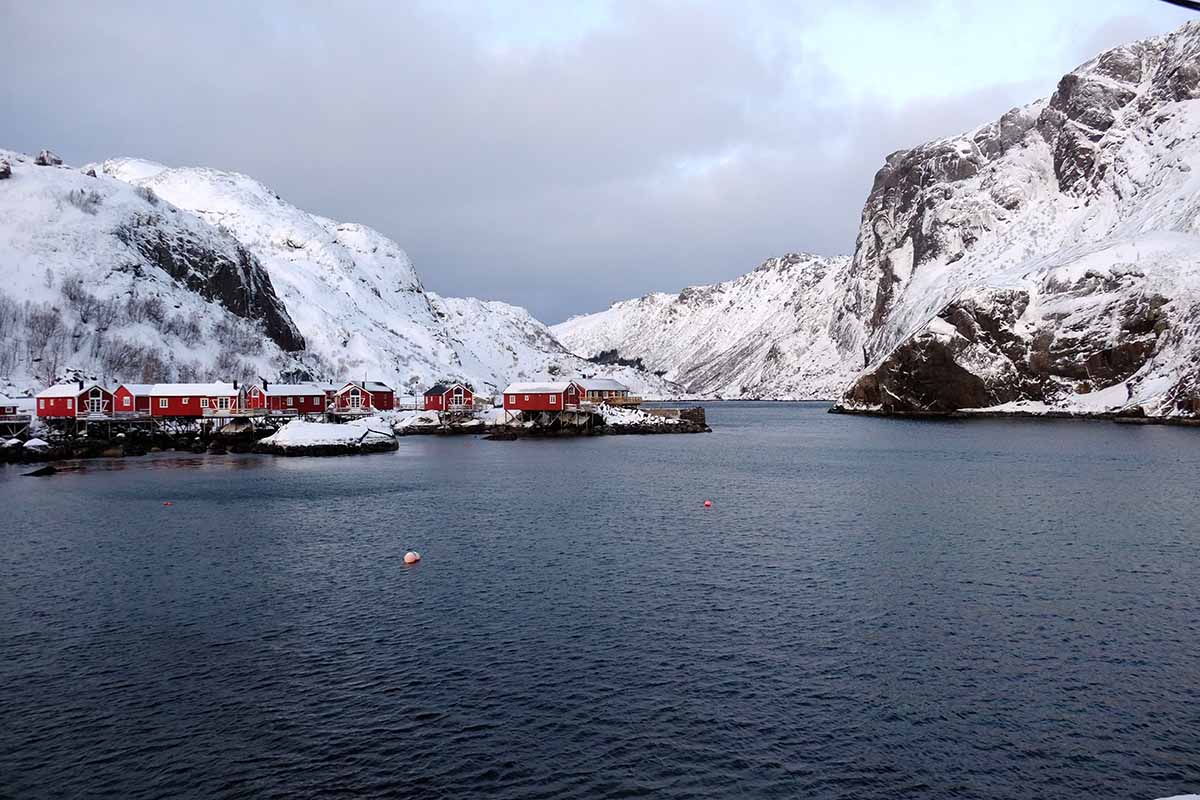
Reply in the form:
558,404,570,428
830,21,1200,418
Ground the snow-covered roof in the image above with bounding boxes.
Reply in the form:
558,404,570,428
503,381,571,394
118,383,155,395
149,382,238,396
337,380,393,394
36,383,99,398
579,378,629,391
261,383,325,396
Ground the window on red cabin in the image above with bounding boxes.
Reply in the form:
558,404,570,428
550,395,557,404
201,398,209,408
159,399,168,409
123,396,131,406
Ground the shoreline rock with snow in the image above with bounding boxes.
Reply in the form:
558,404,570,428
253,418,398,456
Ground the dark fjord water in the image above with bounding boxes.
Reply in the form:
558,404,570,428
2,402,1199,799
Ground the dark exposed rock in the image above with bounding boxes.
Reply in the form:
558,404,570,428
23,465,58,477
34,149,63,166
0,160,11,180
114,215,305,352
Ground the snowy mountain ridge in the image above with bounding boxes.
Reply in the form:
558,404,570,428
94,157,676,399
0,150,675,399
555,20,1200,418
553,253,855,399
0,148,308,396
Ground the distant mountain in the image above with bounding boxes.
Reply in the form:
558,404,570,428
0,150,677,398
556,21,1200,419
553,253,854,399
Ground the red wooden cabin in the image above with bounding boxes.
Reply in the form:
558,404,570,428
149,382,240,418
36,382,115,419
246,381,327,414
423,382,474,412
114,384,154,415
0,396,19,417
332,381,395,414
502,381,586,412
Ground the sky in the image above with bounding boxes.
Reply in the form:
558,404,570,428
2,0,1194,322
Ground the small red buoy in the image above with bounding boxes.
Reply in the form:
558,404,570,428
404,551,421,565
163,501,173,506
703,499,712,508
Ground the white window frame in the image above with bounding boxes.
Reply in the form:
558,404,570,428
66,398,73,409
287,396,294,406
509,395,516,403
550,394,557,405
159,398,168,409
39,399,45,409
123,396,131,407
218,397,230,410
201,397,209,408
183,397,190,405
524,394,530,401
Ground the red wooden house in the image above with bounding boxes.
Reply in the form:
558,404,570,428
149,382,240,418
114,384,154,416
423,382,474,412
36,382,115,419
246,381,328,414
0,395,19,417
332,381,395,414
502,381,587,413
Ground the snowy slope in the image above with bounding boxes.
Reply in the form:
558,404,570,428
433,294,677,398
553,253,854,399
833,21,1200,418
95,159,676,398
0,149,306,395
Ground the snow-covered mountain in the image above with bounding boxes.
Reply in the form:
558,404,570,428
0,150,676,398
832,21,1200,418
553,253,855,399
557,21,1200,418
92,157,676,398
0,148,307,395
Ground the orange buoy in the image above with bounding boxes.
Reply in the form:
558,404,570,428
404,551,421,565
703,499,712,508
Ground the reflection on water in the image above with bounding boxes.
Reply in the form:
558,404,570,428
1,403,1198,800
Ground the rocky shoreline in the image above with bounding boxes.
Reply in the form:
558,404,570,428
828,405,1200,427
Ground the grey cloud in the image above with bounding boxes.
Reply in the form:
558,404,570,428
0,1,1191,322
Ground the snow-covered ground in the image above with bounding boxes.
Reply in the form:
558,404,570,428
598,404,681,426
259,417,394,447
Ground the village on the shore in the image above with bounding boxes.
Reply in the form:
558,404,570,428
0,375,709,461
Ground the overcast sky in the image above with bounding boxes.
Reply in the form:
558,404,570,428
2,1,1193,321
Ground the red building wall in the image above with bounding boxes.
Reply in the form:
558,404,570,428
37,394,80,418
114,387,150,415
150,394,239,418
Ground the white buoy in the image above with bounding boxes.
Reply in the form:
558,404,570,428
404,551,421,565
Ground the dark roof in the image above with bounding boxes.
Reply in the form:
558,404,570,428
425,382,472,396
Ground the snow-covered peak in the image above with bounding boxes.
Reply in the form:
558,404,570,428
553,252,853,399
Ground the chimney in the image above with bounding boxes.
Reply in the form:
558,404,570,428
234,379,239,390
77,379,83,390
